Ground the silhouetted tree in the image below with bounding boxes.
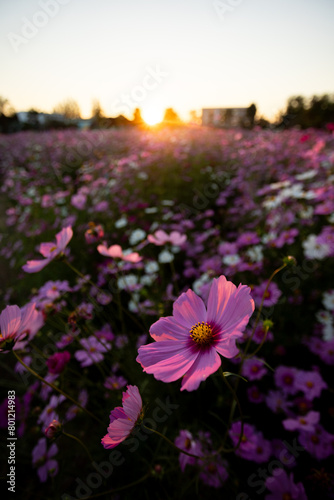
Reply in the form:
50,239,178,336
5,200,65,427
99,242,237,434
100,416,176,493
133,108,144,126
53,98,81,120
163,108,180,123
246,103,257,128
278,93,334,129
90,99,104,128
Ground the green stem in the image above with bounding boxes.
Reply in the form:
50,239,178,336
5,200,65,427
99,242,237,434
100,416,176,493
217,368,244,454
143,425,203,460
62,431,95,464
63,259,102,293
82,471,151,499
244,262,287,354
12,350,104,425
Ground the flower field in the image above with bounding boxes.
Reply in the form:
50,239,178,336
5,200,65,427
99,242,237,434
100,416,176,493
0,125,333,499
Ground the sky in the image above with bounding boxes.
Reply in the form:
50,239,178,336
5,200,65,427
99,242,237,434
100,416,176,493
1,0,334,123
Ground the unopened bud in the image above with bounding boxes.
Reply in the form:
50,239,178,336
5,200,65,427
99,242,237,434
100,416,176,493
45,419,62,439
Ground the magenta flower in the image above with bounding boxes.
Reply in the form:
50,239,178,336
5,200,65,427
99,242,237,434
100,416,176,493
274,366,299,395
199,456,229,488
97,244,142,262
294,370,327,400
101,385,142,449
0,303,39,352
74,336,111,367
241,357,268,381
265,469,308,500
32,437,58,483
46,351,71,374
137,275,254,391
44,420,62,439
174,430,202,471
22,227,73,273
252,282,282,308
283,411,320,432
147,229,187,246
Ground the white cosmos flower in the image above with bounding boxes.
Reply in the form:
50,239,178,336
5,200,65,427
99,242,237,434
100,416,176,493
158,250,174,263
129,229,146,246
323,290,334,311
115,216,127,228
302,235,330,260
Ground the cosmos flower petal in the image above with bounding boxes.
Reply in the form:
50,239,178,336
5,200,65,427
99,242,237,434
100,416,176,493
150,316,189,341
101,385,142,449
137,341,199,382
22,258,51,273
172,289,207,327
39,242,56,257
18,302,36,335
122,385,142,421
109,407,127,423
97,244,122,257
55,226,73,250
101,434,121,449
181,348,221,392
206,276,236,323
0,305,21,338
208,278,254,333
215,338,240,358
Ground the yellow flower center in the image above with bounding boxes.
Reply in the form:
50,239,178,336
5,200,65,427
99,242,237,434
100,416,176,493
190,322,213,345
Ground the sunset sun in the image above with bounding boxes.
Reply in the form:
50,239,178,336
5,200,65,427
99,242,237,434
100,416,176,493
142,108,162,126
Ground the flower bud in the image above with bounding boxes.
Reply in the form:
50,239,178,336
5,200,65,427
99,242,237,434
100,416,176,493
45,419,62,439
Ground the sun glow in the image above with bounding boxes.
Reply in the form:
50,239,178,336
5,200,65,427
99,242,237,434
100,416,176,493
142,108,162,126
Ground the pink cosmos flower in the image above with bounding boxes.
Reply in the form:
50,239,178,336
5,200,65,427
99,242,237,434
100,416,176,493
97,244,142,263
74,336,111,367
44,419,62,439
252,282,282,308
101,385,142,449
298,424,333,460
229,421,272,463
0,303,39,352
294,370,327,401
174,430,203,471
274,366,299,395
199,456,229,488
265,469,308,500
282,410,320,432
147,229,187,246
22,226,73,273
46,351,71,374
32,437,58,483
241,357,268,381
136,275,254,391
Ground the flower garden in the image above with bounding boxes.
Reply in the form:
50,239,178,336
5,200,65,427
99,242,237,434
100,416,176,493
0,125,333,499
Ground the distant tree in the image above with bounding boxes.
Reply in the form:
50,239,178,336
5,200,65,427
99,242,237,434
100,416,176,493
91,99,104,119
278,93,334,129
53,98,81,120
90,99,105,128
0,96,10,115
246,103,257,128
23,109,40,130
163,108,181,123
133,108,144,126
0,96,15,117
189,110,201,125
